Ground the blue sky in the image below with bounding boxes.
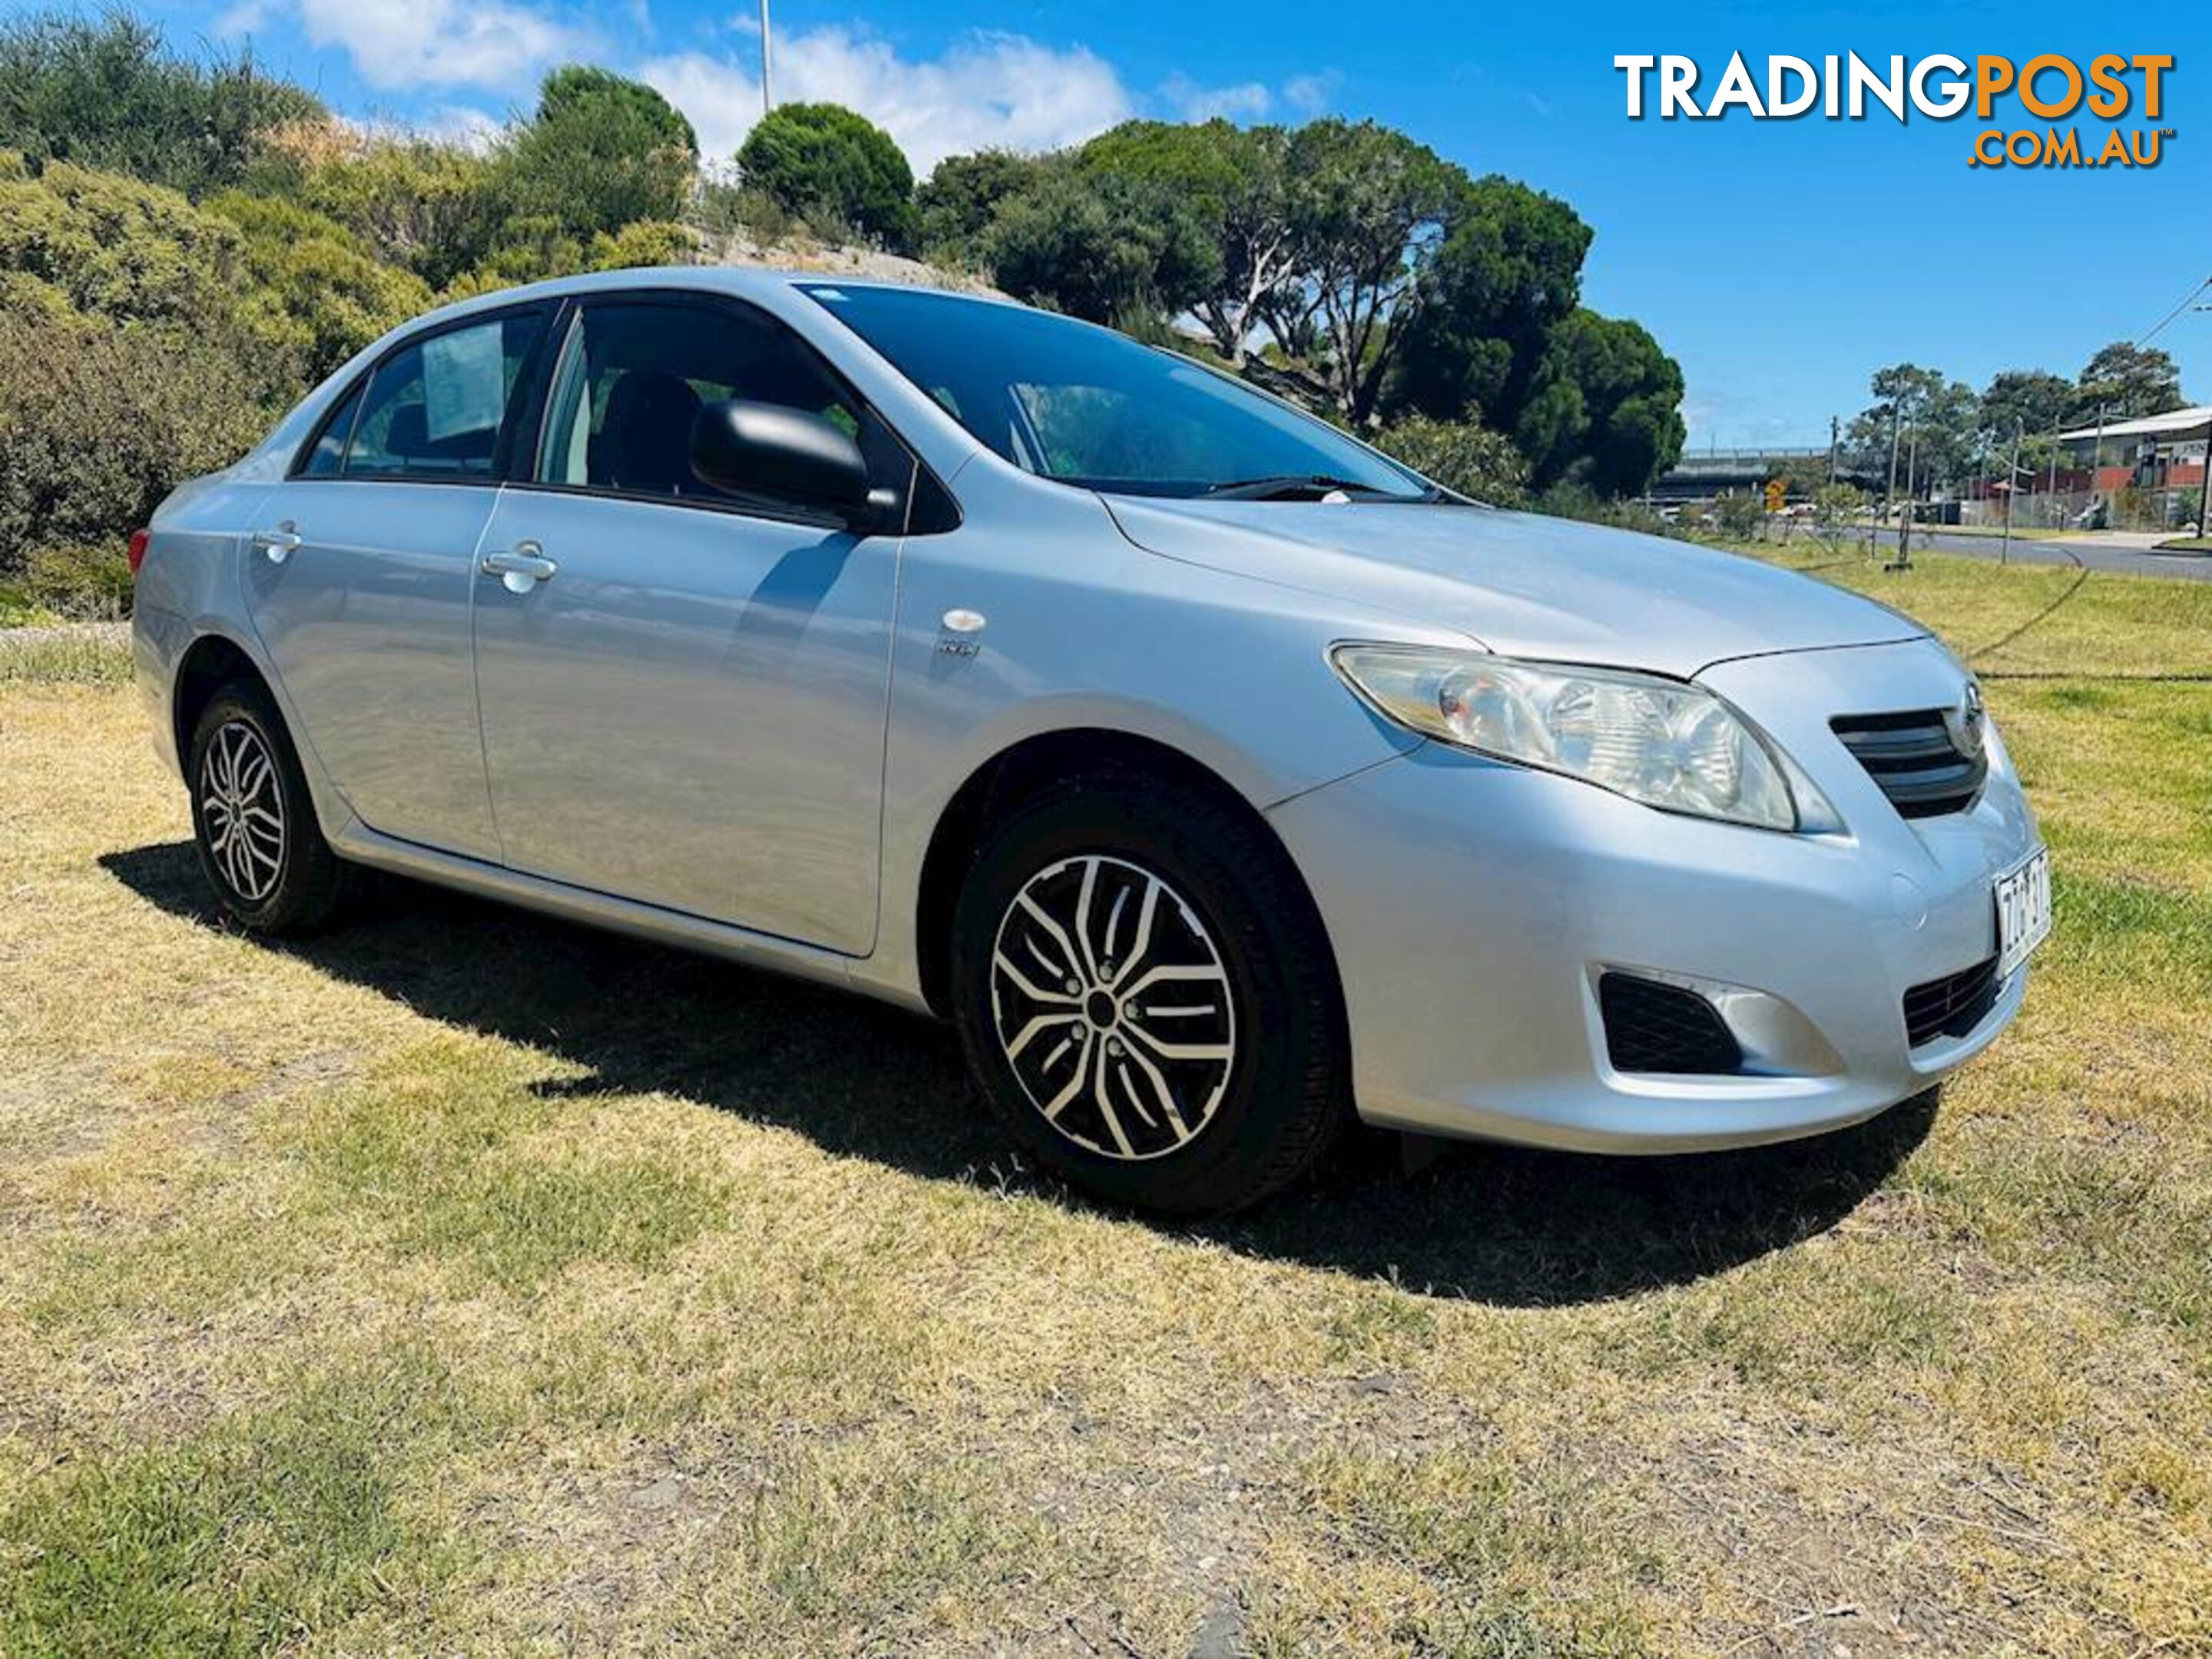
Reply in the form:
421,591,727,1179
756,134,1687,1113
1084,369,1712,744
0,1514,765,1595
101,0,2212,442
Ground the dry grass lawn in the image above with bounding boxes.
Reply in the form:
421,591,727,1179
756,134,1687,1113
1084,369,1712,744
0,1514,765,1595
1,548,2207,1656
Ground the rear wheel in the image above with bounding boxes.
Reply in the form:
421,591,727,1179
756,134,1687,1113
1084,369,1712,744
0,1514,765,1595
950,772,1349,1216
187,678,354,935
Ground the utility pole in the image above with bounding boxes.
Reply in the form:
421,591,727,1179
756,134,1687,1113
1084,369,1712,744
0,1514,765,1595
2045,418,2061,528
2000,423,2022,566
2197,412,2211,541
1886,401,1902,519
759,0,773,114
1887,417,1919,571
1828,414,1839,483
2089,402,2107,528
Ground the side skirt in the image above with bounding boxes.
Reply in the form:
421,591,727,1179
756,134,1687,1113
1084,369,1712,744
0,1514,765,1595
329,818,923,1006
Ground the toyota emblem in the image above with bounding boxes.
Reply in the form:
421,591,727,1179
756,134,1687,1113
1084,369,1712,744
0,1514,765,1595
1945,681,1987,758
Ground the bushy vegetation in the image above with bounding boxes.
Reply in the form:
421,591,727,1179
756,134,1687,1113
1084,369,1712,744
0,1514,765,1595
0,312,270,616
0,9,1693,614
500,65,696,246
1373,416,1529,506
735,101,916,250
0,14,700,612
1840,341,2193,499
0,9,317,194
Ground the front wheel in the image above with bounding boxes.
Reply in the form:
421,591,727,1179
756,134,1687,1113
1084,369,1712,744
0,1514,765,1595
187,677,355,935
949,773,1349,1216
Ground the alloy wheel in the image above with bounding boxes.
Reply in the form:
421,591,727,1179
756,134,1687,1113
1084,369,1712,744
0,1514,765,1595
988,854,1237,1161
199,718,286,903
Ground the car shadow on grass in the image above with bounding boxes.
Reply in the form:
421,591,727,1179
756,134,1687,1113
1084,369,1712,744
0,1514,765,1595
102,841,1935,1309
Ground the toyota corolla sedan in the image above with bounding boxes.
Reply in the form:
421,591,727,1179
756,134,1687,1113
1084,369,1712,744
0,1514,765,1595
129,268,2050,1214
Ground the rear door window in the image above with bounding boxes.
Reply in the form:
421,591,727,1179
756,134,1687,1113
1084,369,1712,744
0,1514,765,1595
337,310,547,482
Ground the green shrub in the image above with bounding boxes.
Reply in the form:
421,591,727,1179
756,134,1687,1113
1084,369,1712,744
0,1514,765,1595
693,171,798,244
0,313,270,593
1711,490,1766,541
0,151,243,326
256,124,502,290
917,149,1038,265
1527,479,1685,537
496,66,695,245
737,102,919,251
0,10,320,197
20,539,131,617
1376,414,1530,506
208,190,429,380
980,158,1220,327
442,217,691,299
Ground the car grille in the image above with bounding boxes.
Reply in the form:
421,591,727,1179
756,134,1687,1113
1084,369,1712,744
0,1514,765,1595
1830,708,1987,819
1598,972,1744,1075
1902,955,2000,1048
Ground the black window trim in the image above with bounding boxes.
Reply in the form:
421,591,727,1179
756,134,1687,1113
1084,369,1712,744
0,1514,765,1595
284,299,560,486
506,286,962,537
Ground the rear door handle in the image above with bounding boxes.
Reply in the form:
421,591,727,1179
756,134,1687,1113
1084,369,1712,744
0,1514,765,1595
250,525,301,563
480,543,558,588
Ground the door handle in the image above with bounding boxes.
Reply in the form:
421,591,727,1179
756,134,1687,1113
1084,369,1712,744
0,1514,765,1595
250,524,301,564
480,543,558,588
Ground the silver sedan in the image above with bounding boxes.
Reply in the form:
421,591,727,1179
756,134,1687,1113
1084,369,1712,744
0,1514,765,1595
129,268,2049,1214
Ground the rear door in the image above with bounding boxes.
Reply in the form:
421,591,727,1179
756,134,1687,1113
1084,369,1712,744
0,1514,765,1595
242,305,551,861
472,293,913,952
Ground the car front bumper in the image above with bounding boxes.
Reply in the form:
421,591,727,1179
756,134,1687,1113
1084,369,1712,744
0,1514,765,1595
1266,637,2041,1151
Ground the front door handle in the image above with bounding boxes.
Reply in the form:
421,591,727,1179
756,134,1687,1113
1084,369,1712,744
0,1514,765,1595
250,524,301,564
480,543,558,590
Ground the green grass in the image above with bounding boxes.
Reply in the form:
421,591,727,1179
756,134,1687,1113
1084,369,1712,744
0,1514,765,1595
2,550,2210,1654
1739,541,2212,677
0,1351,471,1657
287,1038,732,1293
1259,1445,1666,1656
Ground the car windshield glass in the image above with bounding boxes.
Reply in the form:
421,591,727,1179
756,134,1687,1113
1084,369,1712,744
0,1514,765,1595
801,283,1429,501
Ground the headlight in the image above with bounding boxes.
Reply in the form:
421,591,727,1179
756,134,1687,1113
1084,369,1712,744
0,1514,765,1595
1331,644,1830,832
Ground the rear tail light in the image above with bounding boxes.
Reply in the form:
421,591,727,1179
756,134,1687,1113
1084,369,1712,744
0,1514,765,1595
127,528,151,576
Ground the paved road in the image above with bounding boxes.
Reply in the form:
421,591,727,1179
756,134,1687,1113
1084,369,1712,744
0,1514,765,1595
1869,529,2212,581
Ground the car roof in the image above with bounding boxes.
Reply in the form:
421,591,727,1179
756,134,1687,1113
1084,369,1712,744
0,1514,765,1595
409,265,1018,333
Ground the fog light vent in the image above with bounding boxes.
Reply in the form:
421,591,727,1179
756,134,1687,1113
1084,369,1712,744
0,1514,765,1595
1598,972,1745,1075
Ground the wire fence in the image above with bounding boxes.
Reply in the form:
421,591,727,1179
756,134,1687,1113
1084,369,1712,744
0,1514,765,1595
1959,485,2206,535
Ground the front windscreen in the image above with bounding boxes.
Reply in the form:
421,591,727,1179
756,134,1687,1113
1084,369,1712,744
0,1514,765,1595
802,283,1429,501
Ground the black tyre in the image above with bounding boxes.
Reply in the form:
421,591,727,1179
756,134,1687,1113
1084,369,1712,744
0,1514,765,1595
949,770,1350,1217
187,677,355,935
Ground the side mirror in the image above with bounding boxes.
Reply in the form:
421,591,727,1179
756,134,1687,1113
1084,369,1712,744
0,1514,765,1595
689,399,895,530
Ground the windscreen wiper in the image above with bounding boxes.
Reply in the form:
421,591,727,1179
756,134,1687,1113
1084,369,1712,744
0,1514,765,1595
1197,473,1409,502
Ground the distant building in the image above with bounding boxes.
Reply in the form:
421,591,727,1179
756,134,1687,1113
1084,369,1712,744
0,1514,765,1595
2056,406,2210,496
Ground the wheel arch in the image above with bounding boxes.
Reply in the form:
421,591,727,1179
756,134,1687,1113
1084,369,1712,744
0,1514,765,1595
171,631,270,769
911,727,1346,1026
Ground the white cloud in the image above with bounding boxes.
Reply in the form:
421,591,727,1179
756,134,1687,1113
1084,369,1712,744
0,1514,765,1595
1282,71,1338,114
290,0,590,92
1161,73,1271,123
419,104,508,152
217,6,1339,171
644,26,1135,174
212,0,276,36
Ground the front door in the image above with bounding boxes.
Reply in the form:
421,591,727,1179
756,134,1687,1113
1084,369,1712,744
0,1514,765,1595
243,305,550,861
471,294,908,954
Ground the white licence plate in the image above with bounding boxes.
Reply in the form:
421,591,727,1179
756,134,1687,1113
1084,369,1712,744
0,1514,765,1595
1995,847,2052,980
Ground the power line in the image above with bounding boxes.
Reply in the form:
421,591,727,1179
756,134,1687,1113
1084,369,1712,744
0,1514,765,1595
2134,273,2212,347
